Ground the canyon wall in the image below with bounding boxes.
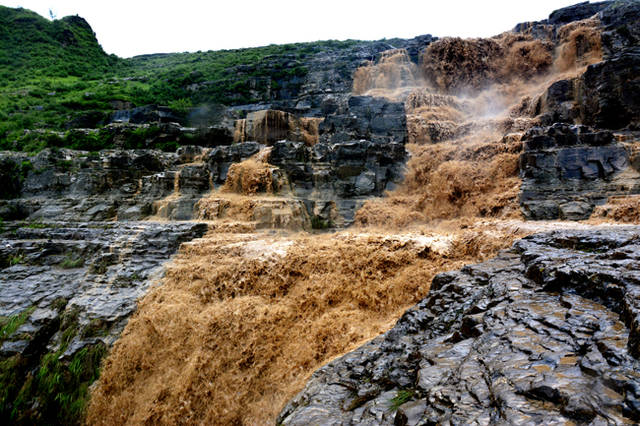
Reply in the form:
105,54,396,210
0,96,408,228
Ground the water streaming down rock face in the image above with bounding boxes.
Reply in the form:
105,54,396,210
0,221,208,423
0,131,408,228
232,110,323,146
89,0,638,230
353,48,422,98
346,0,640,225
420,33,555,93
2,1,640,424
513,3,640,219
279,3,640,423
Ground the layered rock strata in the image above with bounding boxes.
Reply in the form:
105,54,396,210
0,94,409,227
515,1,640,218
520,124,640,220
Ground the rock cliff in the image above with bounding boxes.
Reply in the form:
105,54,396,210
514,0,640,219
520,124,640,219
0,131,406,227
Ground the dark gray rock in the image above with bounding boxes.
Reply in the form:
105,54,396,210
548,1,612,25
600,0,640,57
0,148,222,222
110,104,179,124
579,50,640,130
65,110,109,129
0,134,406,227
278,227,640,425
395,34,435,64
536,51,640,131
319,96,407,145
530,1,640,131
206,142,263,184
183,35,433,119
519,124,640,220
514,1,611,40
0,221,207,418
0,149,182,221
270,139,407,225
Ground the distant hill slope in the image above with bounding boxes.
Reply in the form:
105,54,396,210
0,6,427,151
0,6,115,78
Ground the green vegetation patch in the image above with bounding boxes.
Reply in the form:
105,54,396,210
0,252,26,269
0,158,32,198
388,389,415,412
0,306,35,341
19,220,49,229
311,215,332,230
59,254,84,269
0,304,107,425
0,6,369,152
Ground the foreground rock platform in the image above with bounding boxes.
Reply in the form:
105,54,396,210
0,221,207,422
278,227,640,424
0,221,208,352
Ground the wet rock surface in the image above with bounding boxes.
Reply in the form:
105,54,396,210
536,50,640,131
0,221,207,353
229,36,434,118
529,1,640,131
270,138,407,225
519,124,640,220
173,35,434,122
516,1,640,221
579,49,640,130
0,126,407,226
278,228,640,425
0,221,207,422
318,96,407,145
548,1,611,25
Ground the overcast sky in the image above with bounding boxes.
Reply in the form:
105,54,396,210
3,0,583,57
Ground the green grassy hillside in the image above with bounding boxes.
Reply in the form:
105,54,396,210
0,6,375,152
0,7,116,78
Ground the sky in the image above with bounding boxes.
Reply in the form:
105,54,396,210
3,0,584,57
